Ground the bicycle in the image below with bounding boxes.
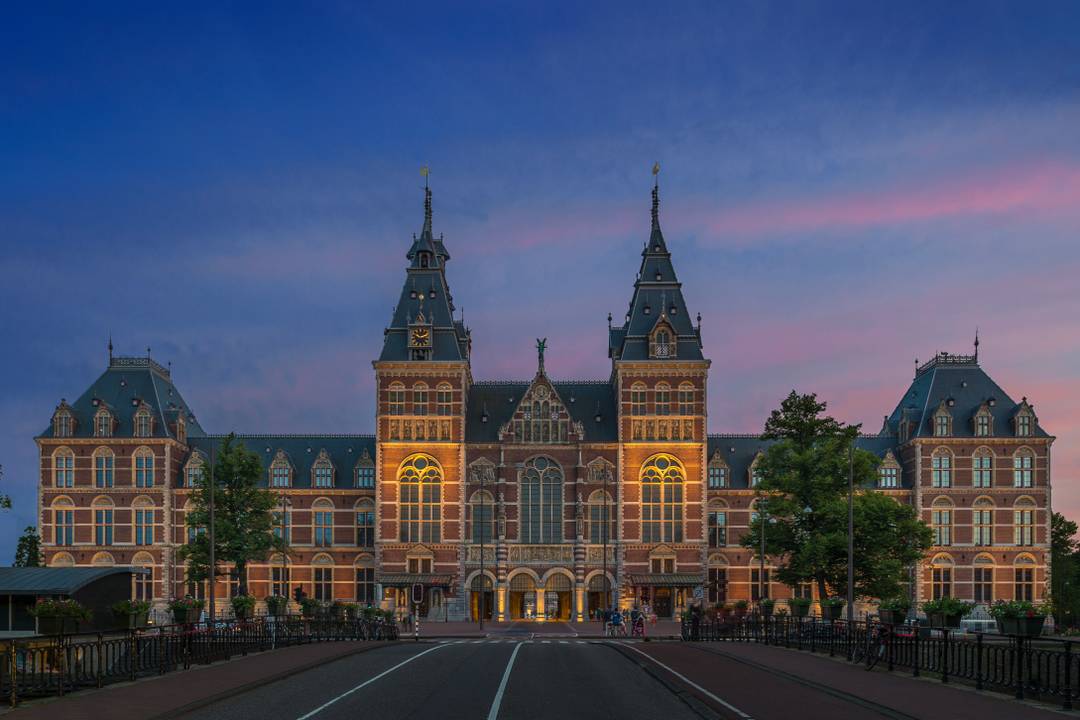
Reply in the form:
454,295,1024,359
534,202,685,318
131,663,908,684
851,624,889,669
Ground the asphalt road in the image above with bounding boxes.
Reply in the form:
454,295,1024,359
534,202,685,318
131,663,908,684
179,639,711,720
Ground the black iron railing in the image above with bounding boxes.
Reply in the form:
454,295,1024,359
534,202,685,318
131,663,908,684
0,616,398,707
682,616,1075,711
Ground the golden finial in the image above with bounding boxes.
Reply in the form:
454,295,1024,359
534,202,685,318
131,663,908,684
652,161,660,176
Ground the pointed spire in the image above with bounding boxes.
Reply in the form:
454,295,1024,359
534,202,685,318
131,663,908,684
974,327,980,362
422,185,433,237
646,162,668,254
107,332,113,363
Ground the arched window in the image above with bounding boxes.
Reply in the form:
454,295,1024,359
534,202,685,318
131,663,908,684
972,448,993,488
269,451,292,488
269,554,290,597
878,451,900,488
630,382,646,415
388,382,406,415
1014,555,1037,602
931,497,953,546
94,407,114,438
972,497,994,546
133,496,155,546
412,383,429,416
93,447,115,488
1014,402,1035,437
313,498,334,547
399,453,442,543
1014,497,1036,545
973,554,995,604
707,501,728,548
520,456,563,543
587,490,615,545
931,554,954,600
641,453,684,543
185,453,205,487
749,453,764,487
932,402,951,437
93,496,114,545
312,555,334,602
53,404,74,437
1013,449,1034,488
132,551,154,601
655,383,671,416
355,555,376,604
53,447,74,488
273,497,291,543
931,448,952,488
91,551,116,566
707,555,728,604
437,383,453,416
470,490,495,544
355,499,374,547
355,450,375,488
312,451,334,488
52,497,74,546
50,551,75,567
133,447,155,488
678,383,694,415
133,405,153,438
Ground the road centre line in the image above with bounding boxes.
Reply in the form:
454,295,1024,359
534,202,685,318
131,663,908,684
295,644,448,720
615,643,754,720
486,641,524,720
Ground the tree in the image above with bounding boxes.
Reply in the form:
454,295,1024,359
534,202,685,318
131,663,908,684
1051,512,1080,627
0,464,12,510
742,391,932,601
177,434,285,596
14,526,42,567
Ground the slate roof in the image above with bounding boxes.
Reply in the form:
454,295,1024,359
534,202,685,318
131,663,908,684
610,184,704,362
0,566,147,595
885,352,1048,439
466,380,618,443
186,434,376,490
38,357,205,440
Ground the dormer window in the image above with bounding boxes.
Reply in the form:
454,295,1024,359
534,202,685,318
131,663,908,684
749,453,764,487
932,402,952,437
355,451,375,489
133,405,153,438
707,456,729,489
1017,414,1031,437
973,403,993,437
185,454,205,487
312,450,334,488
94,407,114,438
270,451,293,488
176,415,187,444
1013,399,1035,437
878,452,900,488
53,403,74,437
649,320,676,359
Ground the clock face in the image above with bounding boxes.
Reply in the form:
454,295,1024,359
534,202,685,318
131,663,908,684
411,327,430,347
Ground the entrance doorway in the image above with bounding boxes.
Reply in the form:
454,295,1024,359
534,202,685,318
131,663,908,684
470,574,494,621
587,575,612,620
653,587,672,618
545,574,572,621
509,574,536,620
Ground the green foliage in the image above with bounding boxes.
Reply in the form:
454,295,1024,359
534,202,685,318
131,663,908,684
1051,512,1080,627
231,595,257,612
921,597,974,617
742,391,932,601
787,597,812,609
300,597,322,617
111,599,151,615
168,598,204,611
759,598,775,608
30,599,92,620
14,526,42,567
819,597,845,608
177,434,286,595
989,600,1048,619
878,597,911,612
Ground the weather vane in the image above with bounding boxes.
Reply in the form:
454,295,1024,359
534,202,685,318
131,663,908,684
421,165,430,188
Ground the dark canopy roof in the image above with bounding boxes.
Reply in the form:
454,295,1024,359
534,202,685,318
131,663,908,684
0,566,146,595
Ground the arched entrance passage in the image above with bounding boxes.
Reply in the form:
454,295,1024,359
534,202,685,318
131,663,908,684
587,574,612,620
470,574,494,621
544,573,573,621
509,573,537,620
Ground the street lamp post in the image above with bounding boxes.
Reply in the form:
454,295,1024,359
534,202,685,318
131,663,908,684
603,468,610,613
847,441,854,624
479,471,485,631
208,444,216,624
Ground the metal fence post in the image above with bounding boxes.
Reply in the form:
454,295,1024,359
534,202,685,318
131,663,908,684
1064,641,1073,711
1016,636,1025,700
912,628,920,678
975,632,983,691
941,629,949,684
9,640,17,708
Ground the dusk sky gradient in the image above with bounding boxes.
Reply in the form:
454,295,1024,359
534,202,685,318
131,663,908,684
2,2,1080,556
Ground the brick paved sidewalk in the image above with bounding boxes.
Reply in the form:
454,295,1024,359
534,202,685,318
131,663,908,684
637,641,1065,719
2,640,392,720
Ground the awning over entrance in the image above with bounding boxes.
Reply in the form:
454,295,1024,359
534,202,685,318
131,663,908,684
628,573,703,586
377,574,454,587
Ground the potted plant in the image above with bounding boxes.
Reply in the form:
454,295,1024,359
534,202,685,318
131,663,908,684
921,597,974,629
300,597,322,619
231,595,257,620
759,598,775,617
989,601,1047,636
266,595,289,616
31,598,92,636
169,598,204,625
733,600,749,618
878,597,911,626
788,597,812,618
819,598,845,620
111,599,150,629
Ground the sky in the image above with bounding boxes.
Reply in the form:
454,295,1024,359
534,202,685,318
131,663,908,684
2,2,1080,557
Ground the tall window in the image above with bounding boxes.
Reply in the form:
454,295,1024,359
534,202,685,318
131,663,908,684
186,457,204,487
54,504,74,545
270,454,291,488
1015,563,1035,602
587,491,614,545
399,454,442,543
708,510,727,548
412,383,428,416
975,412,991,437
932,563,953,599
521,456,563,543
974,562,994,604
437,383,453,416
655,383,671,416
356,503,375,547
708,463,728,489
708,567,727,604
641,454,684,543
878,465,899,488
94,409,113,437
388,383,406,415
134,409,152,438
54,449,74,488
750,460,763,488
134,449,155,487
134,507,154,545
934,412,950,437
313,458,334,488
134,565,153,601
94,450,114,488
973,500,993,546
630,383,646,415
270,560,290,597
54,411,73,437
1014,503,1035,545
932,502,952,546
273,502,291,543
931,451,951,488
1016,413,1032,437
750,568,770,601
972,452,993,488
313,562,333,602
356,565,375,604
471,491,495,544
678,383,694,415
1013,451,1034,488
314,503,334,546
355,462,375,488
95,506,114,545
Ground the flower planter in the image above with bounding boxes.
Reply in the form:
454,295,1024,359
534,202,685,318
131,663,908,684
928,612,962,629
173,607,201,625
879,609,908,626
267,600,288,617
760,605,774,617
1001,616,1045,636
233,606,252,620
820,604,843,621
37,617,79,636
789,604,810,618
114,611,149,630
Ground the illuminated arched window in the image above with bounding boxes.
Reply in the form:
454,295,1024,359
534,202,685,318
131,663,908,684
587,490,615,545
399,453,442,543
520,456,564,543
641,453,684,543
53,447,74,488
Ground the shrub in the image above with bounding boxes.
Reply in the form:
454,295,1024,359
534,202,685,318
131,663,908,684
921,597,974,617
111,599,151,615
819,598,845,608
878,597,911,612
231,595,257,613
988,600,1047,620
30,599,92,621
759,598,775,609
168,598,205,612
788,597,812,609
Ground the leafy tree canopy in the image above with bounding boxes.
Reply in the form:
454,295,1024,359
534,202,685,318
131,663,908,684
14,526,42,567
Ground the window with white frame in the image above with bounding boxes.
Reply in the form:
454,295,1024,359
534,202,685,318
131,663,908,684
708,462,728,489
94,450,114,488
437,383,453,416
399,454,441,543
270,453,292,488
878,465,899,488
932,501,952,546
1014,502,1035,545
931,451,951,488
134,448,155,487
54,449,74,488
388,383,406,415
313,502,334,546
53,501,74,545
973,499,993,546
412,383,428,416
313,454,334,488
972,451,993,488
678,383,694,415
630,383,646,415
655,383,671,416
1013,451,1034,488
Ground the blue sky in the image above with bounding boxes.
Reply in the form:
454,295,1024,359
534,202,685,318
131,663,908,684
2,2,1080,556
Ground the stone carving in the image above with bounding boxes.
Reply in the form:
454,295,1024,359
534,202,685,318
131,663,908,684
507,545,573,564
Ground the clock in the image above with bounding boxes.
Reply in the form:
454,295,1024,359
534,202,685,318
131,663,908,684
410,327,430,347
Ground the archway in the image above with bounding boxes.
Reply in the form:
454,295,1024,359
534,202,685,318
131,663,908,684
544,572,573,621
508,572,537,620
